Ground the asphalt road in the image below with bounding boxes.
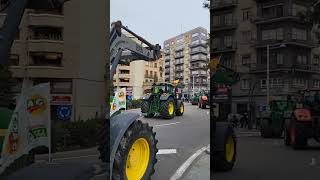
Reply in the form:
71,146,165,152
138,103,210,180
214,130,320,180
3,103,210,180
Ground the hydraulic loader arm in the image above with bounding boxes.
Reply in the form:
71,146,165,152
110,21,161,81
0,0,67,65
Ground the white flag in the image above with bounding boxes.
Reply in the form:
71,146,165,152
0,83,51,174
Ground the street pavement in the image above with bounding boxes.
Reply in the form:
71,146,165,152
214,129,320,180
3,103,210,180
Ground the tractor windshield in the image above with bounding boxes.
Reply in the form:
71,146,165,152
153,85,166,93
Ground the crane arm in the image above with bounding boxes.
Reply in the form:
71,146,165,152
110,21,161,81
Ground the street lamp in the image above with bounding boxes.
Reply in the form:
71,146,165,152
266,43,286,106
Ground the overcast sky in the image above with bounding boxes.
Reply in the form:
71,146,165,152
111,0,209,46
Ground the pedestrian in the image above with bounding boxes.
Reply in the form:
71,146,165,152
232,114,238,128
240,114,245,128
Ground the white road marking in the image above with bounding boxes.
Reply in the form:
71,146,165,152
170,144,210,180
154,122,181,128
157,149,177,155
52,154,99,162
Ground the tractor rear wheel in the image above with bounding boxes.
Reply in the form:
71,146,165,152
112,120,158,180
160,97,175,119
290,121,308,150
213,124,236,171
175,101,184,116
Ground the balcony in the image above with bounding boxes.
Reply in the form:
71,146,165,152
175,61,184,65
249,64,320,74
254,8,310,25
175,53,184,58
212,20,237,32
211,0,237,10
189,41,207,48
175,46,184,52
27,40,64,52
191,56,207,62
175,68,184,73
118,74,131,79
190,48,208,55
255,35,318,49
28,12,64,27
212,42,237,53
119,65,130,70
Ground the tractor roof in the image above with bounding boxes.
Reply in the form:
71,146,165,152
155,82,173,86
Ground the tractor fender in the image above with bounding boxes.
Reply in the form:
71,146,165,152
141,93,151,100
110,112,140,178
213,122,235,152
160,94,173,101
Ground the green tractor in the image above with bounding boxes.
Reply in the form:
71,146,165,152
141,82,184,119
191,93,201,105
260,98,295,138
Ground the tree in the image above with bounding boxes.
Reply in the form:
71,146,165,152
298,1,320,41
0,64,17,108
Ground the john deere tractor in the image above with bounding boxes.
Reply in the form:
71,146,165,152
141,82,184,119
260,98,295,138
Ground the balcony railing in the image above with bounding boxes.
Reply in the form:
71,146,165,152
212,19,237,31
212,42,237,52
255,8,308,24
250,64,320,73
255,34,318,48
211,0,237,10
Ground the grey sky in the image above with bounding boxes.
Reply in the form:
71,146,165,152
111,0,209,46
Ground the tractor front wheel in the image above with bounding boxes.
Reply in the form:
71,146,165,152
160,98,175,119
112,120,158,180
141,100,154,118
175,101,184,116
260,118,272,138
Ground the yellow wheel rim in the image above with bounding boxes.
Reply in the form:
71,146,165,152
225,136,235,162
168,102,174,115
180,105,184,113
126,138,150,180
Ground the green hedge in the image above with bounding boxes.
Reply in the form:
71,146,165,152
127,99,143,109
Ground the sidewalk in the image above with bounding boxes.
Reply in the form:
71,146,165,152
181,149,210,180
3,147,101,180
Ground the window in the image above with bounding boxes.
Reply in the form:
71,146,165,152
241,31,251,42
212,38,218,49
260,79,267,88
154,63,157,68
241,79,249,89
145,70,148,77
192,32,199,38
9,54,19,66
242,55,250,65
313,80,320,88
297,55,307,64
242,9,251,21
224,36,232,47
277,54,284,64
313,55,320,65
292,4,307,16
262,28,283,40
31,26,63,40
224,13,233,25
292,28,307,40
213,16,220,26
271,78,283,88
293,78,307,87
30,52,62,66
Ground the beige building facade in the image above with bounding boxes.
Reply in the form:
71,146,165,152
0,0,107,121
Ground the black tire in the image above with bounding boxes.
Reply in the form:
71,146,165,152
112,120,158,180
284,126,291,146
141,100,154,118
213,125,237,171
175,101,184,116
290,121,308,150
160,97,175,119
260,118,272,138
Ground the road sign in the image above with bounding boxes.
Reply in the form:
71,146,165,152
57,105,72,121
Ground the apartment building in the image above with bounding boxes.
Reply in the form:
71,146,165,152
211,0,320,117
0,1,107,121
113,59,164,99
164,27,209,98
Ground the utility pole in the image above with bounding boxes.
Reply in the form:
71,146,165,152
266,44,270,108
